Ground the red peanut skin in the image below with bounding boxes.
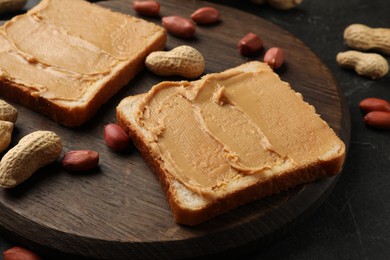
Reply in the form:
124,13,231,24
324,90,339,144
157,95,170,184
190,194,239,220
359,98,390,113
237,33,263,56
162,16,196,38
133,1,160,16
264,47,285,69
104,123,130,151
364,111,390,129
3,246,42,260
61,150,99,171
191,7,220,24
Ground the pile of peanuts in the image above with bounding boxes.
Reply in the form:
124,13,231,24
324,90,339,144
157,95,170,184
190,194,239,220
0,102,130,258
237,33,285,69
359,98,390,130
0,99,132,190
134,0,286,78
336,24,390,129
0,99,102,189
337,24,389,80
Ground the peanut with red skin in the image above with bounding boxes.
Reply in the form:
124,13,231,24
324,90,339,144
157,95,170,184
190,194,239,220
359,98,390,113
3,246,42,260
133,1,160,17
191,7,220,24
61,150,99,171
264,47,285,69
104,123,130,151
364,111,390,129
237,33,263,56
162,16,196,38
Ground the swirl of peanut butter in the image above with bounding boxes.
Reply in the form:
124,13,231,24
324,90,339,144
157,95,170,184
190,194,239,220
136,62,343,198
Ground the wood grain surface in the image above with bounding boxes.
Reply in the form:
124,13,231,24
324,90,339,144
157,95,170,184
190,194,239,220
0,0,350,259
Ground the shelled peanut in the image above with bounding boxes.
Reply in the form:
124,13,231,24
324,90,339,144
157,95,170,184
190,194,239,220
159,5,220,38
104,123,130,151
162,16,196,38
61,150,99,171
236,31,285,69
133,0,160,16
264,47,285,69
359,98,390,129
191,7,220,24
364,111,390,129
3,246,42,260
238,33,263,56
359,98,390,113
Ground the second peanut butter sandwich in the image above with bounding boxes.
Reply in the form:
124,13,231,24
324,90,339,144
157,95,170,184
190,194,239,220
0,0,167,127
116,61,346,226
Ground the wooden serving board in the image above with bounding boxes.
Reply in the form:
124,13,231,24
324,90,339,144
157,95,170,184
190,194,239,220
0,0,350,259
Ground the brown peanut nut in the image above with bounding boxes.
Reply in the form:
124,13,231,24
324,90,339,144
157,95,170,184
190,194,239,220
359,98,390,113
145,45,205,78
191,7,220,24
104,123,130,151
0,121,13,153
61,150,99,171
133,1,160,17
0,131,62,188
0,99,18,123
344,24,390,55
364,111,390,129
3,246,42,260
162,16,196,38
336,50,389,79
264,47,285,69
237,33,263,56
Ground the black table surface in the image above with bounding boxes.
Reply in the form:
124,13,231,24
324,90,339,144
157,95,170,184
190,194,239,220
1,0,389,259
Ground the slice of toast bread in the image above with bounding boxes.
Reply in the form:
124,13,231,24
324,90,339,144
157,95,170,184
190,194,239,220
0,0,166,126
116,61,346,226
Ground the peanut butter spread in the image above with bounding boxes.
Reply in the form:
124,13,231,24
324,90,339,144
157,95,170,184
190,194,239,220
0,0,164,102
135,62,343,197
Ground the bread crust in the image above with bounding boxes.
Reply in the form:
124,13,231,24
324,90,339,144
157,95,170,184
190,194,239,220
0,42,166,127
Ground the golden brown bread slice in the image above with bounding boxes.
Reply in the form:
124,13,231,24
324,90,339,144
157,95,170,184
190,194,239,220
0,0,166,127
116,61,346,226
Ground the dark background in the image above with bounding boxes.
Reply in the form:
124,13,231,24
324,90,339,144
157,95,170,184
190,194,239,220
1,0,390,259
